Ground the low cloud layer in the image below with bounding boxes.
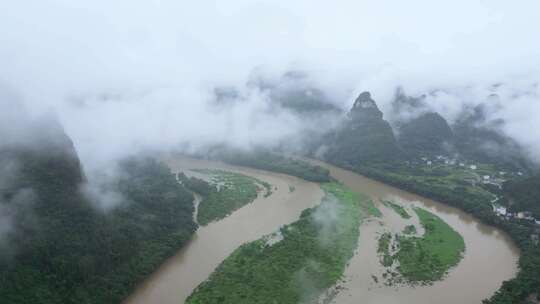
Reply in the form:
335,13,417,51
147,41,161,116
1,0,540,167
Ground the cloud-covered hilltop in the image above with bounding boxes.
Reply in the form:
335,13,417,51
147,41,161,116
1,1,540,168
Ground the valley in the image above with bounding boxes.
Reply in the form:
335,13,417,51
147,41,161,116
125,157,519,304
3,3,540,303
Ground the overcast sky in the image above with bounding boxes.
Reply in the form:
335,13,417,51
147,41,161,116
1,0,540,165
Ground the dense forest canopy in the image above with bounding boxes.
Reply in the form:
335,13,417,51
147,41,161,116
504,175,540,218
0,120,197,304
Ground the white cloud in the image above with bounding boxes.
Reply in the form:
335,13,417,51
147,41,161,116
0,0,539,166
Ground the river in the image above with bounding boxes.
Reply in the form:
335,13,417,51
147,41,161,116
124,157,324,304
125,157,519,304
313,160,519,304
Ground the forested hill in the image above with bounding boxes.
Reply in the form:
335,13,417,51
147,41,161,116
311,91,540,304
316,90,533,172
321,91,402,167
452,102,531,171
504,175,540,218
0,118,197,304
397,112,454,157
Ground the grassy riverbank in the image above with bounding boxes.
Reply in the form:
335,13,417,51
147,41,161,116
217,149,333,182
186,182,377,304
383,200,411,219
181,169,271,225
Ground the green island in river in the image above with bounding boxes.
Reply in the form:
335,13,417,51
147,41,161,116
383,200,411,219
378,207,465,285
186,182,379,304
180,169,272,225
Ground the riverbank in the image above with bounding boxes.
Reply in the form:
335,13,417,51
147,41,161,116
311,160,519,304
126,157,519,304
180,169,271,225
124,157,324,304
186,182,377,304
321,160,536,303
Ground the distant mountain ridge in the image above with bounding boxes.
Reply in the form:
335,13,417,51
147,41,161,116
314,89,533,172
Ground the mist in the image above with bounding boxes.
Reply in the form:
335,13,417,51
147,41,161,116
1,0,540,167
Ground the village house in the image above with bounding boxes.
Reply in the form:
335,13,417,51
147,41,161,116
494,205,507,216
517,211,535,220
470,165,477,170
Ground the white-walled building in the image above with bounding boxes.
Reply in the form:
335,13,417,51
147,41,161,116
494,206,507,216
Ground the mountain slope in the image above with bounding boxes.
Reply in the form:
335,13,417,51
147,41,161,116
321,92,402,167
0,117,197,304
503,175,540,218
397,112,454,156
453,102,530,170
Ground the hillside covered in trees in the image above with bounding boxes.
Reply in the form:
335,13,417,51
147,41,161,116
0,118,197,304
504,175,540,219
321,91,402,166
397,112,454,157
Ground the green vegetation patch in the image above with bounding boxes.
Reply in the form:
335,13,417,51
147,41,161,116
0,157,197,304
186,182,374,304
377,232,394,267
189,169,270,225
362,199,383,218
395,207,465,283
218,149,332,182
383,200,411,219
403,225,417,235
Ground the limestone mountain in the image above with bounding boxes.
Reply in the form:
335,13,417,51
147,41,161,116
388,87,429,124
452,100,531,170
320,91,402,167
397,112,454,157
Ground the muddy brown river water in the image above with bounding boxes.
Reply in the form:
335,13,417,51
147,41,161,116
314,160,519,304
125,157,519,304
